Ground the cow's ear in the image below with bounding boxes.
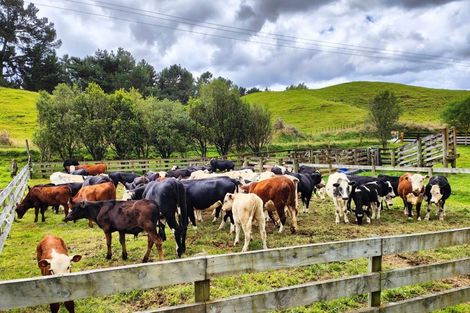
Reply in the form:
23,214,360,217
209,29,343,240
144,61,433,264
228,193,234,200
27,185,31,191
424,175,430,179
38,259,50,268
71,255,82,262
333,183,339,187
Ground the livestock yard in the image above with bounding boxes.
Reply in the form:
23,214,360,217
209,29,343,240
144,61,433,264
1,158,470,312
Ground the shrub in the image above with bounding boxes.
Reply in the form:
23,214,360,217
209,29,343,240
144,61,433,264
0,130,12,146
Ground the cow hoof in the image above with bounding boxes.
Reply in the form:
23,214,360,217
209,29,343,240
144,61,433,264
105,254,112,260
290,227,297,234
122,254,128,260
142,258,149,263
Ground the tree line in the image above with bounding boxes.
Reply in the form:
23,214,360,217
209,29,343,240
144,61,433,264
34,78,272,161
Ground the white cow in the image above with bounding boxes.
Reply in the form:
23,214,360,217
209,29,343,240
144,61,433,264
326,172,354,224
50,172,86,184
222,193,267,252
189,169,255,182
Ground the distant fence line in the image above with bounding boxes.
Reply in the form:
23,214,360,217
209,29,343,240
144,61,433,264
402,129,469,146
0,165,30,253
1,227,469,312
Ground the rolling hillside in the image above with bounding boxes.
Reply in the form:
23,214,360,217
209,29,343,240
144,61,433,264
0,87,38,146
243,81,470,134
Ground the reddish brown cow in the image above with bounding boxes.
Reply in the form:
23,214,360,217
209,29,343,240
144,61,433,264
75,163,107,175
37,235,81,313
16,185,72,222
69,182,116,227
241,175,298,233
398,173,428,220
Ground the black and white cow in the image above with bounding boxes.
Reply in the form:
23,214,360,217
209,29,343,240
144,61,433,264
348,175,395,211
179,177,238,228
82,175,113,187
377,174,400,200
271,165,288,175
210,159,235,172
347,183,381,225
298,165,318,174
287,172,322,213
109,172,140,187
326,172,355,224
142,178,188,257
424,176,451,221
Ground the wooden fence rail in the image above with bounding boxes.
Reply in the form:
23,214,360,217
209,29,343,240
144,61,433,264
0,165,30,253
1,227,469,312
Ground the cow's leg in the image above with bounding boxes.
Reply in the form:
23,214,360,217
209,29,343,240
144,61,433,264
119,231,128,260
406,202,413,220
438,203,445,221
259,216,268,250
40,205,46,222
49,303,60,313
88,218,94,228
416,201,422,221
34,207,39,223
234,222,240,247
402,198,408,216
376,202,381,220
425,202,432,220
64,300,75,313
241,220,252,252
277,205,286,233
341,200,349,224
333,199,340,224
105,232,112,260
289,206,298,233
166,213,183,257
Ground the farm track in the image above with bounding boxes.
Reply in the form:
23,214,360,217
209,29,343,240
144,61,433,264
1,175,469,312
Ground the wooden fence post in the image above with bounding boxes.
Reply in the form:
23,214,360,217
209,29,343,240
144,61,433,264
293,157,299,173
371,150,376,176
194,279,210,303
443,128,449,168
368,254,382,308
417,138,423,167
391,149,396,167
428,167,433,177
258,157,264,172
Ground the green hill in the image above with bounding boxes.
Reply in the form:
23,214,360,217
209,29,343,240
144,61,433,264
243,81,470,134
0,87,38,146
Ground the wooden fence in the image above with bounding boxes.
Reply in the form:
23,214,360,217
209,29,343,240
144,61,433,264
0,165,30,253
403,129,469,146
1,227,469,312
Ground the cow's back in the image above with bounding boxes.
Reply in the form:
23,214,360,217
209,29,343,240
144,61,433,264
73,182,115,203
398,173,412,198
251,176,295,207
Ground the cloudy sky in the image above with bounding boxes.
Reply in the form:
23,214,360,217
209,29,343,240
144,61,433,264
32,0,470,90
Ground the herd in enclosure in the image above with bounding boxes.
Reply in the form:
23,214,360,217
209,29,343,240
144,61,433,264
13,158,453,312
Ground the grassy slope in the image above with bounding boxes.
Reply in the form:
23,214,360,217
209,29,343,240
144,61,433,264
1,175,469,312
0,87,38,146
243,81,470,134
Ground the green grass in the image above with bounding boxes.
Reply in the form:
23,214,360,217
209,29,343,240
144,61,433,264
1,173,469,312
0,87,38,147
243,81,470,134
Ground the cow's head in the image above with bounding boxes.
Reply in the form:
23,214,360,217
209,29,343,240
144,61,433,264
38,252,81,275
430,185,443,204
64,201,88,222
382,181,395,207
408,174,428,196
222,193,234,211
317,179,326,200
333,179,355,200
349,190,366,225
15,202,27,219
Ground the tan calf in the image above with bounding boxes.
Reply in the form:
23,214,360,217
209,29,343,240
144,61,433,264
222,193,268,252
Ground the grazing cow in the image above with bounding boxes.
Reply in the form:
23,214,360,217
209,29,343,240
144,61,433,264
65,200,165,262
424,176,451,221
69,182,116,227
74,163,107,176
180,177,238,227
210,159,235,172
326,172,355,224
109,172,140,187
63,159,79,173
37,235,81,313
50,172,86,185
142,179,188,257
398,173,429,220
16,185,72,222
82,175,113,187
221,193,267,252
241,175,298,233
347,184,380,225
47,182,82,214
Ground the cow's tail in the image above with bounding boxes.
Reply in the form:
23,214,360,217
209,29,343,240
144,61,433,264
292,179,299,210
176,180,188,229
231,179,240,193
151,201,166,241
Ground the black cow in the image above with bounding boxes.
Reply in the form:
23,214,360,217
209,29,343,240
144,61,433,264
287,172,316,213
65,200,165,262
145,171,160,181
125,176,150,190
271,165,288,175
82,175,113,187
347,184,380,225
142,179,188,257
299,165,318,174
109,172,140,187
71,168,88,176
424,176,451,221
180,177,238,227
63,159,79,173
210,159,235,172
166,168,192,179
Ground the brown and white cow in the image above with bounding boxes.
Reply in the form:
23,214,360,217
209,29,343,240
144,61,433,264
16,185,72,222
222,193,267,252
37,235,81,313
398,173,429,220
69,181,116,227
241,175,298,233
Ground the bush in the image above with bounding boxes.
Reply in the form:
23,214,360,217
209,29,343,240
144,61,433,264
0,130,12,146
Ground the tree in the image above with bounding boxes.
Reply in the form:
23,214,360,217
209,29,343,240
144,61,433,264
368,90,401,148
199,78,246,156
246,87,261,95
73,83,110,160
188,97,211,157
195,71,212,96
285,82,308,90
21,49,66,92
244,103,272,154
0,0,61,87
442,96,470,144
139,98,190,158
34,84,81,160
156,64,194,104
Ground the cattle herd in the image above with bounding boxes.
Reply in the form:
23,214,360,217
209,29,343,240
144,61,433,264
15,158,452,313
